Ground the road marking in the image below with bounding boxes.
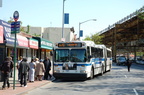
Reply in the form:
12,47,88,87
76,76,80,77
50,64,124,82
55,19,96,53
133,88,139,95
124,75,127,78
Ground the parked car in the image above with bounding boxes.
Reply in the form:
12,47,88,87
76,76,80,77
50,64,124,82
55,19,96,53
116,56,127,66
135,56,144,64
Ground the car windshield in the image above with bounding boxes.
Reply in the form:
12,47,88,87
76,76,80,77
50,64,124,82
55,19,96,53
118,57,126,60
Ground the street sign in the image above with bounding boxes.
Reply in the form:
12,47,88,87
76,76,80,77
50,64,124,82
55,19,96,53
13,11,19,21
64,13,69,24
11,21,20,34
80,30,83,37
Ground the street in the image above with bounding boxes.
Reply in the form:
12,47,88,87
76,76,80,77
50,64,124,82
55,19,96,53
21,63,144,95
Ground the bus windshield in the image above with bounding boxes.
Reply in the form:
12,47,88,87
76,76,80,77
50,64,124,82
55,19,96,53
55,49,69,62
70,49,86,62
55,49,86,62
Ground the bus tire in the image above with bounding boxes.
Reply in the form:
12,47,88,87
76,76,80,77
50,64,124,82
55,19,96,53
90,68,94,79
109,64,111,72
100,65,104,76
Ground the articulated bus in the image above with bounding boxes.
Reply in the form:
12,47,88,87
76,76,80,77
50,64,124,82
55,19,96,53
53,41,112,80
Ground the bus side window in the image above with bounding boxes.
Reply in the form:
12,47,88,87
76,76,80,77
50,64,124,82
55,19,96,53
87,46,90,61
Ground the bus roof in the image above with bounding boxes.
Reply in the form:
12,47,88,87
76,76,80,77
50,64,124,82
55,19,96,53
55,41,107,49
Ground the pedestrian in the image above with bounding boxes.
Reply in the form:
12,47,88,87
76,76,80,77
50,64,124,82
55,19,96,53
17,56,23,81
127,58,132,72
29,59,36,82
9,56,14,77
19,58,30,87
1,57,13,90
34,58,39,80
35,59,45,81
43,57,52,80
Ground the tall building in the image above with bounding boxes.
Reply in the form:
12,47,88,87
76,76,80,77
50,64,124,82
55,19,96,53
22,26,75,43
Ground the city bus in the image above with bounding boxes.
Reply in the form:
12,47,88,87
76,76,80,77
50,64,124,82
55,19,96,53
52,41,112,80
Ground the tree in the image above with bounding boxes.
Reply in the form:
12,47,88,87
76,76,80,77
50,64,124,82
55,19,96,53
138,12,144,20
84,33,104,44
136,9,144,20
84,35,92,41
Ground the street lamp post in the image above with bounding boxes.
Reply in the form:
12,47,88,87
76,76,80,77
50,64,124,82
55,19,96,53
79,19,96,40
62,0,66,41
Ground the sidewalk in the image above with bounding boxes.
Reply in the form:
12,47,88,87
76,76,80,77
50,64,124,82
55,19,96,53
0,68,52,95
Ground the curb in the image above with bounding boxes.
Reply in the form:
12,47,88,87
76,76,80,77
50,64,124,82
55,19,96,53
17,81,51,95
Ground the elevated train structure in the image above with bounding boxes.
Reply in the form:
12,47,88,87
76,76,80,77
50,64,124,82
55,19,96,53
98,6,144,60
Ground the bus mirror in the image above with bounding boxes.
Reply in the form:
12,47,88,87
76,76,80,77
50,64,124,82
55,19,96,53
50,51,53,56
88,55,92,59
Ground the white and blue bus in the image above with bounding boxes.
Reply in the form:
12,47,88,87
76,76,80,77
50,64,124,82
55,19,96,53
53,41,112,80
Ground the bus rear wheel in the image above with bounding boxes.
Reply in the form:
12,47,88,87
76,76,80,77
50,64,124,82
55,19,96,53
90,68,94,79
100,65,104,76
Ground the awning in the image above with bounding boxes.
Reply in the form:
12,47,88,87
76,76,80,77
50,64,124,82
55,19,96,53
29,38,38,49
0,25,4,43
17,35,29,47
33,37,53,50
0,20,29,48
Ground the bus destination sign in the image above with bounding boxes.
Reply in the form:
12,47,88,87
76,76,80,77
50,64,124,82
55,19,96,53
58,43,82,47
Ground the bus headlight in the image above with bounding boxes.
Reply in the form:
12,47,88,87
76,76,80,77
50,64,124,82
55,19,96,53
54,65,59,67
54,70,60,73
80,70,86,73
81,65,85,67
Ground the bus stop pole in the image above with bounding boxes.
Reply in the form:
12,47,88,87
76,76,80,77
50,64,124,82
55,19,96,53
13,30,17,90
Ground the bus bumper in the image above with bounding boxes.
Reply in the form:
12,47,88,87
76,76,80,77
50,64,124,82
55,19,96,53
53,73,87,80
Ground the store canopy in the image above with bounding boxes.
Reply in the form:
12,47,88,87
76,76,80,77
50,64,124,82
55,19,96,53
29,38,39,49
33,37,53,50
0,20,29,48
0,24,4,43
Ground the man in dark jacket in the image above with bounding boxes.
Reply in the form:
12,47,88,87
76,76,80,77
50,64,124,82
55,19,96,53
19,58,30,87
43,57,52,80
127,58,132,72
1,57,13,90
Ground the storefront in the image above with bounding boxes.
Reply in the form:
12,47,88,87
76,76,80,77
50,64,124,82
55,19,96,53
27,38,39,62
0,23,5,62
0,25,4,43
0,20,29,62
33,37,53,60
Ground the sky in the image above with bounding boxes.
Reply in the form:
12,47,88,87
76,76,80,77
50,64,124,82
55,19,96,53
0,0,144,39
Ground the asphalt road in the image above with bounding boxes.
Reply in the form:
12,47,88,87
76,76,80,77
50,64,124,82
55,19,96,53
21,63,144,95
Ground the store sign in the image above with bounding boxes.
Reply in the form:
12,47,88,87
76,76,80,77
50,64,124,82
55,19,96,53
17,35,28,47
0,20,13,45
29,38,38,49
0,20,28,47
40,38,53,50
0,25,3,43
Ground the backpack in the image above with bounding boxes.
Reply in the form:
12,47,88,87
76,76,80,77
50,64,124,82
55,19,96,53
1,61,12,73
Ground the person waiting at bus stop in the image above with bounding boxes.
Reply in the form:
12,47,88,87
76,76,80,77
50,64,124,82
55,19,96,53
43,57,52,80
1,57,13,90
19,58,30,87
127,58,132,72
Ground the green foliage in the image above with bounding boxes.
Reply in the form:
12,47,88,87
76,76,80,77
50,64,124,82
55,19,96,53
84,33,104,44
32,33,41,37
136,9,144,20
7,18,41,37
84,35,92,41
138,12,144,20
